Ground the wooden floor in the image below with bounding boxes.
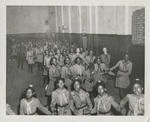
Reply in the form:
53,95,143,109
6,60,120,115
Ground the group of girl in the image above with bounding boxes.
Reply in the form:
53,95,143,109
8,38,144,116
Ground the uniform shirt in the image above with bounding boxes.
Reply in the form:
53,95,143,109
85,55,96,64
70,64,85,78
20,98,51,115
100,54,111,68
51,88,71,111
120,94,144,116
44,55,51,68
94,63,107,74
91,93,120,115
26,50,34,64
61,65,72,79
110,60,132,76
49,65,60,82
55,54,64,66
70,89,92,115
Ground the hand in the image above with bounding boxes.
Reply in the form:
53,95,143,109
45,85,48,91
121,108,126,115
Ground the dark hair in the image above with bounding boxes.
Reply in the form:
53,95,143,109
131,79,144,88
95,57,101,63
69,47,74,53
73,78,82,86
22,86,37,99
64,56,70,65
55,77,68,89
88,49,93,55
50,56,57,65
95,81,106,90
74,57,82,64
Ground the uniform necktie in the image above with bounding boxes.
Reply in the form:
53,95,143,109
25,99,33,115
97,95,107,113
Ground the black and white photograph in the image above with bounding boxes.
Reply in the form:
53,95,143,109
5,6,146,117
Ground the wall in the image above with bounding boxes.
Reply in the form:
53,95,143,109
7,6,49,34
49,6,144,35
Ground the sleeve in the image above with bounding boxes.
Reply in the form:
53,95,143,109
61,67,66,78
110,96,120,112
110,61,120,71
83,92,93,114
36,99,51,115
49,68,56,81
26,52,28,60
90,99,97,114
44,57,46,66
68,93,75,113
106,54,111,65
19,100,25,115
120,94,129,109
6,104,15,115
50,92,57,113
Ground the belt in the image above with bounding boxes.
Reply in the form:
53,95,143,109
119,69,128,73
57,103,69,108
25,111,37,115
76,104,87,110
98,110,110,115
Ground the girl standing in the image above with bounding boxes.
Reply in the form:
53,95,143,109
45,57,60,106
20,85,51,115
50,77,72,115
61,57,73,91
110,53,133,99
26,47,34,73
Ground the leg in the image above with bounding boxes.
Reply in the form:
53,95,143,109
21,62,24,70
31,64,33,73
17,60,20,68
28,64,30,73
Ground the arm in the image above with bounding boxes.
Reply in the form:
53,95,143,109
120,94,129,109
83,93,93,115
61,67,66,78
110,96,120,112
50,92,57,114
19,100,24,115
91,99,97,114
6,104,15,115
110,61,120,71
36,99,51,115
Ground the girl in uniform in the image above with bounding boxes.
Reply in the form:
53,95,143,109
70,57,85,82
61,57,73,91
100,47,111,69
50,77,72,115
120,79,144,116
91,81,121,115
93,57,107,84
110,53,133,99
43,50,51,87
85,50,96,69
70,78,92,115
55,49,64,67
36,45,44,71
20,85,51,115
84,63,95,103
45,57,60,107
68,47,75,65
26,47,35,73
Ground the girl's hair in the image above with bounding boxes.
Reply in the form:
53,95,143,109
69,47,74,53
74,57,82,64
22,85,37,99
131,79,144,88
50,56,57,65
64,56,70,65
95,57,101,63
95,81,106,90
73,78,82,87
55,77,68,89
